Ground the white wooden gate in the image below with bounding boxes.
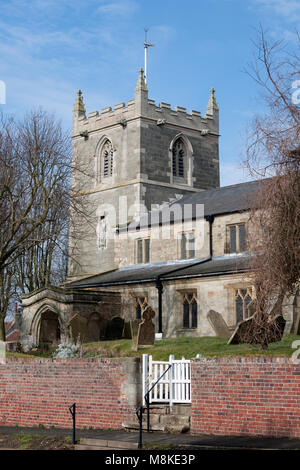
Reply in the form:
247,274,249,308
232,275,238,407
142,354,191,406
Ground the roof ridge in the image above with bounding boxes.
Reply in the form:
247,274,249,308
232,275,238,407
173,178,264,203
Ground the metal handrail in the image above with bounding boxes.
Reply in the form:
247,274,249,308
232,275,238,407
136,364,172,449
69,403,76,444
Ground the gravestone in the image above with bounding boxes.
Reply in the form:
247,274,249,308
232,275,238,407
136,306,155,347
207,310,231,338
228,313,286,346
68,314,88,343
105,316,124,340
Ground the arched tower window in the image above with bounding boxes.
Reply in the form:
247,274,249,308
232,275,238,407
101,139,113,178
172,138,186,179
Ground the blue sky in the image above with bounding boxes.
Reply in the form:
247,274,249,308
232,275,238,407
0,0,299,185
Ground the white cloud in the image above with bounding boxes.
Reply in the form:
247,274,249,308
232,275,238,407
97,1,138,18
253,0,300,22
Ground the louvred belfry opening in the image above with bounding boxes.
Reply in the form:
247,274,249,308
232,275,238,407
172,137,185,179
102,139,113,178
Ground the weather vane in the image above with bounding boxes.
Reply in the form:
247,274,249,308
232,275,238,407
144,28,154,84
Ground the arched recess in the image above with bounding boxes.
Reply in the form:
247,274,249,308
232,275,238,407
95,135,115,184
30,304,63,348
87,312,106,342
169,133,194,186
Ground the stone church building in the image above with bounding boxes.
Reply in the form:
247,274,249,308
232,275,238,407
19,70,300,350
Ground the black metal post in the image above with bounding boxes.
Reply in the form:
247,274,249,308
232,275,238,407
136,365,172,449
145,394,150,433
69,403,76,444
205,214,215,258
156,277,163,334
136,406,143,449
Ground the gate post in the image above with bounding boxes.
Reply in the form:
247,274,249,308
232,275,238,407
169,354,174,407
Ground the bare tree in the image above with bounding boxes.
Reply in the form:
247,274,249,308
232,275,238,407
0,109,91,340
244,27,300,348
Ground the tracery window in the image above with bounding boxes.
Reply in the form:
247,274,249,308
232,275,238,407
182,292,198,329
135,296,148,320
101,139,113,178
172,138,186,179
235,287,254,324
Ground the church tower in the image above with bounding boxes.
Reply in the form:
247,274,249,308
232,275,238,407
68,70,220,279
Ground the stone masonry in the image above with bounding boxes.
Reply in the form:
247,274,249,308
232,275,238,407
69,69,219,279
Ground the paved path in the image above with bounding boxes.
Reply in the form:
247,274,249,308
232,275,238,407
0,426,299,450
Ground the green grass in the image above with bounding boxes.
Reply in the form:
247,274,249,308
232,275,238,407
18,434,37,450
82,334,300,361
7,347,56,359
0,432,74,450
6,351,38,358
5,334,299,361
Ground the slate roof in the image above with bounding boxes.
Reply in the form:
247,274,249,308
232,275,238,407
66,254,251,289
120,179,268,231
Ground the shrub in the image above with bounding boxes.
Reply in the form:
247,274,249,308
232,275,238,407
52,339,81,358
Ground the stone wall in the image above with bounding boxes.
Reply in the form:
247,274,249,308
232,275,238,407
0,357,141,429
212,212,251,257
20,287,122,350
69,72,219,279
115,218,210,267
115,211,252,268
103,272,254,337
191,356,300,437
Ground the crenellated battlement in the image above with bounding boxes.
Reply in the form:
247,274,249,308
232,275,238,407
74,93,218,137
73,68,219,136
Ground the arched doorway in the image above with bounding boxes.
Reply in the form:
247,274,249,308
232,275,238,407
39,310,61,349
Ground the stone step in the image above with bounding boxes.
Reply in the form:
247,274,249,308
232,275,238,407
123,404,191,434
76,438,138,450
140,413,190,427
165,424,190,433
122,418,190,433
171,404,191,417
148,405,170,415
122,421,167,432
160,415,190,427
144,404,191,416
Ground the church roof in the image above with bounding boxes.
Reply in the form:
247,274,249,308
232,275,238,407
120,179,268,231
66,254,251,289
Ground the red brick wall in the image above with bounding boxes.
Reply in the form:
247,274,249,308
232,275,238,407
191,357,300,437
0,357,140,429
